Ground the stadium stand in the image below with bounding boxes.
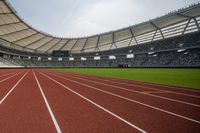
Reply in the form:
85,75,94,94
0,0,200,68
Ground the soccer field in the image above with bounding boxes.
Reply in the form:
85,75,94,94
51,68,200,90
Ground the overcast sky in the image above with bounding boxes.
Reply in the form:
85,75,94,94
8,0,200,38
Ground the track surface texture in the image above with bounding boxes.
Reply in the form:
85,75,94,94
0,69,199,133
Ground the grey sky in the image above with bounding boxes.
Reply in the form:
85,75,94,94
8,0,200,38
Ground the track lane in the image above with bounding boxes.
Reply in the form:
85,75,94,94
0,71,22,84
0,70,26,100
45,71,200,121
33,70,62,133
0,69,16,75
1,69,199,132
0,69,24,75
149,92,200,105
40,70,200,133
53,71,200,107
0,71,17,80
61,71,200,95
35,71,145,133
0,70,57,133
52,71,200,104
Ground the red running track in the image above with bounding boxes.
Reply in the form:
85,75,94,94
0,69,199,133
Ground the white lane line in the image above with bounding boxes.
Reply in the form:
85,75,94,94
66,73,200,99
39,72,147,133
109,78,200,93
50,73,200,107
45,72,200,124
33,71,62,133
141,92,200,107
0,71,29,104
68,73,200,93
0,71,16,78
0,72,22,84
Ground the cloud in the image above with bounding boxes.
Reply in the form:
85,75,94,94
9,0,200,37
61,0,139,37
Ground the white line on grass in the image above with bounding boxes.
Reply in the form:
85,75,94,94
0,71,29,104
45,72,200,124
39,71,147,133
33,71,62,133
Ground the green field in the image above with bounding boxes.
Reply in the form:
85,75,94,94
51,68,200,90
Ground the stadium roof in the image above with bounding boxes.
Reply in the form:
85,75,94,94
0,0,200,53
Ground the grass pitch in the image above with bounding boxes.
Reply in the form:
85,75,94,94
51,68,200,90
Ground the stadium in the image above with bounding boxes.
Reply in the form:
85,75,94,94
0,0,200,132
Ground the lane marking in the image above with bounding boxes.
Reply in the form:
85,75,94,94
39,71,147,133
33,71,62,133
49,72,200,107
0,71,16,78
0,71,29,104
0,72,22,84
141,91,172,94
68,73,200,93
45,72,200,124
67,73,200,98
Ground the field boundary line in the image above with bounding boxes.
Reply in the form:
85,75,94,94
66,72,200,93
49,72,200,107
0,70,28,104
43,71,200,124
33,70,62,133
39,71,147,133
64,73,200,98
141,91,169,94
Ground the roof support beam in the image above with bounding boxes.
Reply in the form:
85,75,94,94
0,27,29,37
81,38,88,52
177,13,200,31
59,40,69,50
109,44,113,50
182,19,191,34
113,32,117,48
12,32,37,43
177,14,200,31
35,38,54,50
70,40,78,51
45,39,62,52
94,36,100,52
129,28,138,45
128,38,133,46
109,43,117,50
194,18,200,31
150,22,164,39
0,12,12,15
176,13,200,31
96,36,100,48
114,43,117,48
112,32,115,44
0,21,21,26
151,30,158,42
23,35,46,47
109,32,117,50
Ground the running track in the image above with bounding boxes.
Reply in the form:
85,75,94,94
0,69,199,133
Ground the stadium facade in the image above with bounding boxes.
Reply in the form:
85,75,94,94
0,0,200,68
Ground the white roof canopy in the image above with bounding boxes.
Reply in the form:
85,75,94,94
0,0,200,53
